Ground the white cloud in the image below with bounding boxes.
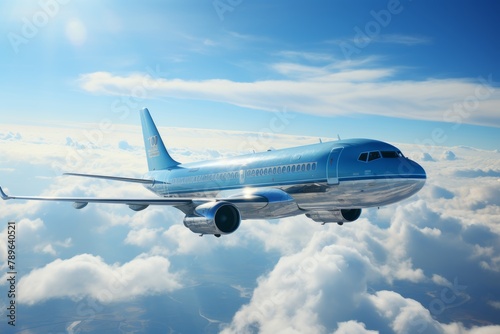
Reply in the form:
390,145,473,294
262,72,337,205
414,152,435,162
40,244,57,256
489,300,500,310
391,258,426,282
238,216,320,255
17,253,182,305
0,131,22,141
441,150,456,161
221,231,379,334
17,217,44,234
77,62,500,127
162,224,221,255
368,290,442,334
125,227,163,247
333,321,378,334
442,324,500,334
372,34,432,46
276,50,336,63
327,34,431,47
34,238,73,257
432,274,452,287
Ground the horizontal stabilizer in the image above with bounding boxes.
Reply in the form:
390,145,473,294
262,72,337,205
0,186,9,200
63,173,160,184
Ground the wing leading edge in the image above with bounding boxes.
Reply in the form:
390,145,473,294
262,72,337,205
0,185,192,211
0,185,270,212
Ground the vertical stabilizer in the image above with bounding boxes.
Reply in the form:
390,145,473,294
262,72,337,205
140,108,180,171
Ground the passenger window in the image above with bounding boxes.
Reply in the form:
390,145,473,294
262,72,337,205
358,153,368,162
287,166,291,173
312,163,316,170
368,151,381,161
307,163,311,171
273,167,277,174
301,164,305,171
292,165,296,172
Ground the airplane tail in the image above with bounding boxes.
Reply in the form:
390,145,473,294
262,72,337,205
140,108,180,171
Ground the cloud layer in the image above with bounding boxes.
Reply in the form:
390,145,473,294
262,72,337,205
1,123,499,333
17,254,181,305
77,60,500,128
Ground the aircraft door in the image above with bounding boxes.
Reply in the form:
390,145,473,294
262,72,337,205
157,170,169,196
327,147,343,185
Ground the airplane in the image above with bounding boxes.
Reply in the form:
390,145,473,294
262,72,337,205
0,108,426,237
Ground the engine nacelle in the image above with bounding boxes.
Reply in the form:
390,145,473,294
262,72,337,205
183,201,241,236
306,209,362,224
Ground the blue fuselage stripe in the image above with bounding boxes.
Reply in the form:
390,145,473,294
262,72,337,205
148,175,425,196
340,174,427,181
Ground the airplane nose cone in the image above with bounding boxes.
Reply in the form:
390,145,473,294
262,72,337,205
405,159,426,192
399,158,426,179
412,160,426,180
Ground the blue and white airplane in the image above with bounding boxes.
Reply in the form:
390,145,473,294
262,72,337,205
1,108,426,237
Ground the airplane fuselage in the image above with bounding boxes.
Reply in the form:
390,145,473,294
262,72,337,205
144,138,426,220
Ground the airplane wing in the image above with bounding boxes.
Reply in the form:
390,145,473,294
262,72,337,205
58,173,277,213
0,185,268,212
0,185,191,210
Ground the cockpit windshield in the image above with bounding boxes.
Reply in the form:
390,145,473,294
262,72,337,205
358,150,403,162
381,151,404,158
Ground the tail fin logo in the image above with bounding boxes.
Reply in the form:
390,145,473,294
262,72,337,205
149,135,158,147
147,135,160,158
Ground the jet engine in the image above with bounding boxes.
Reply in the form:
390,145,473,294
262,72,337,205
183,201,241,237
305,209,362,225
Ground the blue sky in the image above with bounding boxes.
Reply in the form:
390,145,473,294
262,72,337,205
1,2,500,333
1,0,499,149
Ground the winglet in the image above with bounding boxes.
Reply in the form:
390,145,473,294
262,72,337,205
140,108,180,171
0,186,10,200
